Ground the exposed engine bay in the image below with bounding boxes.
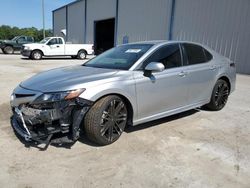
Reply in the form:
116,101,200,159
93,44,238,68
11,97,93,149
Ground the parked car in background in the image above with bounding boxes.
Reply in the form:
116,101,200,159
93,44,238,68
0,36,34,54
11,41,236,147
21,37,94,60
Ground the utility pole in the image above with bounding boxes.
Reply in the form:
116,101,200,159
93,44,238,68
42,0,45,39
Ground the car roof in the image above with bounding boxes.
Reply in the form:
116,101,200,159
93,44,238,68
126,40,206,46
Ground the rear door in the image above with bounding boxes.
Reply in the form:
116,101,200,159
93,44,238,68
181,43,217,105
134,44,189,121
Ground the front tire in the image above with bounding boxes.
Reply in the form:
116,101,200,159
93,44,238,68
3,46,14,54
206,79,229,111
77,50,87,60
84,95,128,145
31,50,42,60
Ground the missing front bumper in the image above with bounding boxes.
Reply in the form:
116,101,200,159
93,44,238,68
11,98,93,147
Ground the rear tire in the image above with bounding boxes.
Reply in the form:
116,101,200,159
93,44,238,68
77,50,87,60
205,79,229,111
3,46,14,54
31,50,42,60
84,95,128,145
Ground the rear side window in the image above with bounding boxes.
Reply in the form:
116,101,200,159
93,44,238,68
204,49,213,61
141,44,182,69
183,43,210,65
58,38,63,44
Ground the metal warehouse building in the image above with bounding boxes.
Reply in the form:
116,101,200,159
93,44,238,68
53,0,250,74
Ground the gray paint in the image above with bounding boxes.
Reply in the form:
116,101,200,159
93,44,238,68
117,0,171,45
86,0,116,44
12,41,236,127
172,0,250,74
53,0,250,74
67,0,85,43
53,7,67,37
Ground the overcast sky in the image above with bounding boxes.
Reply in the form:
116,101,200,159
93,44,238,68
0,0,75,29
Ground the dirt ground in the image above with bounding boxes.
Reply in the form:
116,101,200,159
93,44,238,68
0,52,250,188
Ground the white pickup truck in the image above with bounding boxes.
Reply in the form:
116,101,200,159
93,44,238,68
21,37,94,60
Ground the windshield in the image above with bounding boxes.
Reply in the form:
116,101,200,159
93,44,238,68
39,37,51,44
11,37,18,41
84,44,153,70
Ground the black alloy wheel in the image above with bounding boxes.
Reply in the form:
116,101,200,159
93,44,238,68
206,79,229,111
84,95,128,145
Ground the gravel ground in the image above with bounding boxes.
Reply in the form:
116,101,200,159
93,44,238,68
0,52,250,188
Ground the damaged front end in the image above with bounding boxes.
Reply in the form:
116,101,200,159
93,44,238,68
10,86,93,147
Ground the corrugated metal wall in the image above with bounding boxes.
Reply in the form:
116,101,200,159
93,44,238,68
86,0,116,44
53,0,250,74
67,0,85,43
117,0,172,45
172,0,250,74
53,7,67,37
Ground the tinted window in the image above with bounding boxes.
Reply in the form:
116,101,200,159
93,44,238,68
48,38,62,45
204,49,213,61
84,44,153,70
27,37,33,42
48,38,57,45
18,37,26,42
183,43,208,65
141,44,182,69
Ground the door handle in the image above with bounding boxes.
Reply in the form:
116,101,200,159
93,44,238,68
210,66,217,70
56,46,60,48
178,71,187,77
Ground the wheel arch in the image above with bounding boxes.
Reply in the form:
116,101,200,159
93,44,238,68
93,93,134,127
32,49,44,56
218,75,231,93
78,49,87,54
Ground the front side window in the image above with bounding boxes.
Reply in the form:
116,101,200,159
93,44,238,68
47,38,59,45
40,37,51,44
18,37,26,42
183,43,208,65
140,44,182,70
84,44,153,70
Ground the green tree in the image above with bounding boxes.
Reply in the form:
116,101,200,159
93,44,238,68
0,25,53,41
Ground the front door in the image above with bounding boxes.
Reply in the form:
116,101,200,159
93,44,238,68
45,38,64,56
134,44,188,121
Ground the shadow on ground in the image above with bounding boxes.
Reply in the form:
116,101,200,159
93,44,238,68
10,109,200,151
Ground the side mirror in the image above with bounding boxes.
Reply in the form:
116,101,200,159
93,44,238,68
145,62,165,73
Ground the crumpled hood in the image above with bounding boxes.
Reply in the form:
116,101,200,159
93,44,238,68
20,66,119,92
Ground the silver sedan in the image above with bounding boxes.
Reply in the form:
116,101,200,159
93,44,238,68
10,41,236,146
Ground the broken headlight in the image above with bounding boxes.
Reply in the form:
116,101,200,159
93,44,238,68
33,89,86,104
